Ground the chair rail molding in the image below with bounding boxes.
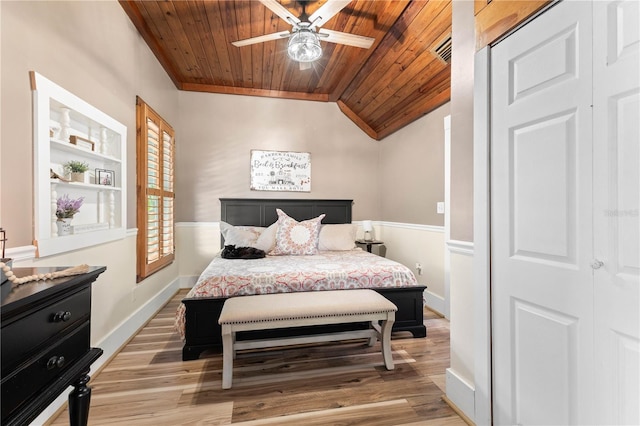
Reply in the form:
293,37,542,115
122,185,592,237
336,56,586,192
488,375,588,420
380,221,444,233
5,245,38,262
446,240,474,256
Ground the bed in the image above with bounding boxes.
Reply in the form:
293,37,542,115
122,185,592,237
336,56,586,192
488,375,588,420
177,198,427,361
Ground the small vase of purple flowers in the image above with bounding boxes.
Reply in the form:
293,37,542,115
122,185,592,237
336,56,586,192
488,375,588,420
56,194,84,236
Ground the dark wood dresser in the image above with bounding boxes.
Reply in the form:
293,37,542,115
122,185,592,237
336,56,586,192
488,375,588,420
1,266,105,426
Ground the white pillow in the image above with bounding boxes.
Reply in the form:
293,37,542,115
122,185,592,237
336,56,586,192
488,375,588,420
220,221,263,246
318,224,357,251
254,222,277,253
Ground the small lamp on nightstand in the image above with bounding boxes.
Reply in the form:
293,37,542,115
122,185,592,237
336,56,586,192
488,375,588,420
362,220,373,242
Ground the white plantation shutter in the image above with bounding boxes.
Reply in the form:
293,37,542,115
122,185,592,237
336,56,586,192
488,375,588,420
137,97,175,281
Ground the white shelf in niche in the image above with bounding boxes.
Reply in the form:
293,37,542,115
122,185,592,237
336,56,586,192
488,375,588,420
31,71,127,257
51,179,122,191
50,139,121,164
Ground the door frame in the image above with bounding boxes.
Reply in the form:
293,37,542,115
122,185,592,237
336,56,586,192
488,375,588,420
472,4,559,424
473,46,492,426
444,114,451,319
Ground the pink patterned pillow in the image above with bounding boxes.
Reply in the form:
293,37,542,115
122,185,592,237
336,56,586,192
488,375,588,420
272,209,325,255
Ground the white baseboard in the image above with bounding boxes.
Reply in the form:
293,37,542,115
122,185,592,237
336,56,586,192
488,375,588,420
446,368,475,422
31,277,181,426
424,289,445,316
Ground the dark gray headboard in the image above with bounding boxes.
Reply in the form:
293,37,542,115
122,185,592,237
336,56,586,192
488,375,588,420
220,198,353,227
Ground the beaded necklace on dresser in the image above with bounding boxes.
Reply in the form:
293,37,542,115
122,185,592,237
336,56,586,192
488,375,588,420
0,262,89,285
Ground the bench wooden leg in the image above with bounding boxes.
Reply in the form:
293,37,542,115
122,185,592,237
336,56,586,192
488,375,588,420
367,321,377,346
222,325,234,389
232,331,237,359
381,319,395,370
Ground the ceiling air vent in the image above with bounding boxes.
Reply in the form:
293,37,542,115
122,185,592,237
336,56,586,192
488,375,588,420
433,34,452,64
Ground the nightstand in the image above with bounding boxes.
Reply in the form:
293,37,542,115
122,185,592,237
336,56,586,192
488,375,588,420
355,239,384,253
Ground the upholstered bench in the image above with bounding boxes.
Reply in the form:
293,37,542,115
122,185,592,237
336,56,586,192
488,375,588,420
218,289,397,389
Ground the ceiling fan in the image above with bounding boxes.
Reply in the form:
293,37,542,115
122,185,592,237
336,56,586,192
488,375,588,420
232,0,375,68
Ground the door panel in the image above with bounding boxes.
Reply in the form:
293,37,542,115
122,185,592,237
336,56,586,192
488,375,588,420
511,112,577,264
512,300,578,425
593,1,640,424
509,24,578,105
491,2,593,424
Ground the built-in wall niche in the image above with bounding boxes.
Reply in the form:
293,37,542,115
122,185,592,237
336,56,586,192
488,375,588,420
30,71,127,257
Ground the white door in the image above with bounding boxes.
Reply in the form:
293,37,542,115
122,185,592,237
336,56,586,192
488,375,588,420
491,1,595,424
593,0,640,424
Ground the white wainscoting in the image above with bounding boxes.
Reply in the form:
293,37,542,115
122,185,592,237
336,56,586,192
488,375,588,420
446,242,476,421
175,222,220,286
375,221,445,314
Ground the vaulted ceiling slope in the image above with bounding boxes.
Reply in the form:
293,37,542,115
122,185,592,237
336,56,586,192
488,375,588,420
119,1,451,140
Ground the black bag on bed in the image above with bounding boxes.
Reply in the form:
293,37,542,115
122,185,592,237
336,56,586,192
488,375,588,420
221,245,266,260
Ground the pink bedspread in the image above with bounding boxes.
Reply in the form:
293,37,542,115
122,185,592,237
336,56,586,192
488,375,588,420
175,250,419,339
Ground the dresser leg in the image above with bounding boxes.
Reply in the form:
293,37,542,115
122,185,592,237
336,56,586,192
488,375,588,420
68,370,92,426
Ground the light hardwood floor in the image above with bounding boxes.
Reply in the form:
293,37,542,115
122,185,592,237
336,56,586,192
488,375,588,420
51,290,466,425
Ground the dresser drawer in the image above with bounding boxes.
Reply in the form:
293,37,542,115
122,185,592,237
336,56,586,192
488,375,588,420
1,322,90,420
1,287,90,372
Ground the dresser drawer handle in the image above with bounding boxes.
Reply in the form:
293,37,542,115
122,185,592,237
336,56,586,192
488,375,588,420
46,355,66,370
52,311,72,322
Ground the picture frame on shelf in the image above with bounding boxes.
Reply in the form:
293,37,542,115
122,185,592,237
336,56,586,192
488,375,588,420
96,169,115,186
70,135,95,151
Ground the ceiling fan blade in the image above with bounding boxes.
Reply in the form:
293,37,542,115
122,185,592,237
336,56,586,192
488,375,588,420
309,0,352,28
317,28,375,49
232,30,291,47
259,0,300,25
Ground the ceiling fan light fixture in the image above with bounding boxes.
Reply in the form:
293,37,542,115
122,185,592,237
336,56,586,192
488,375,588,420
287,28,322,63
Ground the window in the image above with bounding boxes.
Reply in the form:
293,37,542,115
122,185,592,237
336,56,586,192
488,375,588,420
136,97,175,281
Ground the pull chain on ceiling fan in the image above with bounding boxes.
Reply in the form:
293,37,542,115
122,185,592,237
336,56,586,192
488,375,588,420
232,0,375,67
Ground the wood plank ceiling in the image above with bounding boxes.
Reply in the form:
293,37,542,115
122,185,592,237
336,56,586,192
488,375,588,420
119,1,451,140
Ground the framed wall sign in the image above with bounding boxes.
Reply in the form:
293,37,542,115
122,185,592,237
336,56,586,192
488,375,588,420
250,150,311,192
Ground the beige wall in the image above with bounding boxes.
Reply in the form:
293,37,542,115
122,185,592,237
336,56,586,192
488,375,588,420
0,0,179,247
379,103,450,226
0,0,179,349
450,0,475,242
176,91,381,222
